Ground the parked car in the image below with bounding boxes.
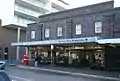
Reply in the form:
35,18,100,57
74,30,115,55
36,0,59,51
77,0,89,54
0,70,11,81
0,61,5,70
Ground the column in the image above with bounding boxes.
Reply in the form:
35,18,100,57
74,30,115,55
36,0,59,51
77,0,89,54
50,49,53,66
16,27,21,62
26,30,28,54
26,47,28,54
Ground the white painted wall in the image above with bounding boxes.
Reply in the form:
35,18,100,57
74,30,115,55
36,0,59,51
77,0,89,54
64,0,120,9
0,0,15,26
50,0,69,9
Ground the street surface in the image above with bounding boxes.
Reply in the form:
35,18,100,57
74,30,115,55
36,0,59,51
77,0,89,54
5,66,118,81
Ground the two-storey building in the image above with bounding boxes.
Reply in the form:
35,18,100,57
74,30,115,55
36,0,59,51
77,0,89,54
12,1,120,70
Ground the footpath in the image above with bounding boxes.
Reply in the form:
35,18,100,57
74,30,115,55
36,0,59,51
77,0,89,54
17,65,120,81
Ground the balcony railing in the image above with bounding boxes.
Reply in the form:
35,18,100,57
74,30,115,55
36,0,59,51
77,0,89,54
14,16,36,27
14,5,40,18
16,0,51,12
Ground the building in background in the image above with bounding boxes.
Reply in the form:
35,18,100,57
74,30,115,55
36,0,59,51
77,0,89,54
0,20,26,60
0,0,69,61
0,0,69,27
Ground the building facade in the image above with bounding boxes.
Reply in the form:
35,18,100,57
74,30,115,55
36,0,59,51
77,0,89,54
0,20,26,60
12,1,120,70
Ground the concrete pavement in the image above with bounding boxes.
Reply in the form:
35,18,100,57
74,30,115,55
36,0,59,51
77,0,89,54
17,65,120,81
5,66,119,81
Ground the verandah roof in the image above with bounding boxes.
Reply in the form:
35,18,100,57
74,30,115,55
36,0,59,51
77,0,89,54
11,36,98,46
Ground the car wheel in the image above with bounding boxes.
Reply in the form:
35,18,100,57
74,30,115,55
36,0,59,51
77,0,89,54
1,66,5,70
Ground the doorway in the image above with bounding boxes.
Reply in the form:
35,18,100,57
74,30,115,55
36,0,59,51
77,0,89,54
4,47,8,60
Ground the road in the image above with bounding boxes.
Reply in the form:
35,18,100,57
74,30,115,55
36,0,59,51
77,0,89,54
5,66,118,81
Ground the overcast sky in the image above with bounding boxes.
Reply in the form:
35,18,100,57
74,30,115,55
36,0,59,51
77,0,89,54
64,0,120,8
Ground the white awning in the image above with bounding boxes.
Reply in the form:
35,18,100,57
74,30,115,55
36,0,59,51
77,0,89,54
11,36,98,46
97,38,120,44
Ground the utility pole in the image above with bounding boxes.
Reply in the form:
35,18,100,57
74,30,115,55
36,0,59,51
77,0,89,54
50,48,53,66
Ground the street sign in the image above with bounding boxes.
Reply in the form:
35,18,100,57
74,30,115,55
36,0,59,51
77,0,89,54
51,45,54,49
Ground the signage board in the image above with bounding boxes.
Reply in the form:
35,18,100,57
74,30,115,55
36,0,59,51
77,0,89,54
11,36,99,46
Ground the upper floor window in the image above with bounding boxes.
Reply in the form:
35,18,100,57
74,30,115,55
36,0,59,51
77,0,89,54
95,21,102,33
76,24,82,35
39,23,44,27
31,31,35,39
57,27,62,36
45,28,49,38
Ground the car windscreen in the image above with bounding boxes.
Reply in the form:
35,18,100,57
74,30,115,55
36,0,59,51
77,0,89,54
0,72,9,81
0,63,3,65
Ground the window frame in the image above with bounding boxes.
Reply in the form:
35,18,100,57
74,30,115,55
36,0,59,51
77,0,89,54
31,30,36,39
95,21,102,33
45,28,50,38
57,27,62,37
75,24,82,35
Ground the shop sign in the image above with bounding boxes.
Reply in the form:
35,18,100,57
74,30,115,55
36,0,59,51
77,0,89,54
11,36,99,46
58,39,85,43
57,37,96,44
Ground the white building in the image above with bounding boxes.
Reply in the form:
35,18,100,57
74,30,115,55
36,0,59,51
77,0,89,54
0,0,69,27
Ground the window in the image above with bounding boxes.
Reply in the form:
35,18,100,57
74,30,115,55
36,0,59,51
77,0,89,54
31,31,35,39
76,24,82,35
45,28,49,38
39,23,44,27
95,21,102,33
57,27,62,36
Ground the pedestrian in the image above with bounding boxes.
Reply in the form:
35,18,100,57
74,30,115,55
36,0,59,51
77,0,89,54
34,57,38,67
34,55,39,67
38,55,42,67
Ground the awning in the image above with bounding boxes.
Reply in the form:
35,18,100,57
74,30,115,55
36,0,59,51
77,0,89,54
11,36,99,46
97,38,120,44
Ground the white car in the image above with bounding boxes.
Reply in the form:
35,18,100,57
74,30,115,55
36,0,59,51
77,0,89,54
0,61,5,70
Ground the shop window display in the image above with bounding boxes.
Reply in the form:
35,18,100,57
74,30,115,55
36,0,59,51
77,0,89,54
56,51,69,66
28,45,105,68
91,50,105,70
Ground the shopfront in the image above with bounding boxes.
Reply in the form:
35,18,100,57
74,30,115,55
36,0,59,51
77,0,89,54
27,44,105,68
98,38,120,70
11,36,108,69
52,44,105,67
28,46,51,65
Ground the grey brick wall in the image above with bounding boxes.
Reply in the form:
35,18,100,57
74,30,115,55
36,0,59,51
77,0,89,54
38,1,114,22
27,1,120,41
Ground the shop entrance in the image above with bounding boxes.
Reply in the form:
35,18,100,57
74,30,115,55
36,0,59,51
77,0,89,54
29,46,51,65
69,50,96,67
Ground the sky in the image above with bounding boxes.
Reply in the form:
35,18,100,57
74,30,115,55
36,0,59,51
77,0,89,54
64,0,120,8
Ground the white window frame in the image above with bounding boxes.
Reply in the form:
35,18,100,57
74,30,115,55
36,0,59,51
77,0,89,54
57,27,62,36
31,31,35,39
76,24,82,35
95,21,102,33
45,28,49,38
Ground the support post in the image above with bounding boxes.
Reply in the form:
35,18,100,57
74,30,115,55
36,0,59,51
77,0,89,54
16,27,21,62
68,46,72,65
51,49,53,66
